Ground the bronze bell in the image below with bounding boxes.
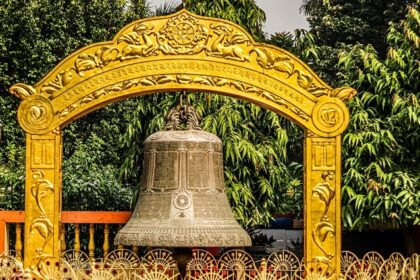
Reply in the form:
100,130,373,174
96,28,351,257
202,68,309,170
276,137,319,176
115,101,251,247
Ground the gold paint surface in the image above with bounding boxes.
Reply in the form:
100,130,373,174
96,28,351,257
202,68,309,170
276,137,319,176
1,248,416,280
8,9,354,279
11,9,354,137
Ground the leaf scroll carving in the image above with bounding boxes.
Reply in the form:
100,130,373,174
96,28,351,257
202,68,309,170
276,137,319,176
42,70,73,95
330,87,357,101
75,46,119,75
313,171,336,220
56,73,311,126
9,83,36,100
251,48,294,76
30,10,350,103
312,221,335,260
311,171,336,262
30,170,54,253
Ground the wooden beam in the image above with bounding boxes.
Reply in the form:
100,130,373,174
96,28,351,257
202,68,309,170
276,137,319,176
0,211,132,224
61,211,132,224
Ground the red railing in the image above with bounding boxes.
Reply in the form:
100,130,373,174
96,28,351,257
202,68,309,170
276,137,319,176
0,210,132,257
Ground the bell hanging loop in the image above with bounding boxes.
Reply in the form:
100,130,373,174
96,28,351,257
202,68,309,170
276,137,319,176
165,91,202,131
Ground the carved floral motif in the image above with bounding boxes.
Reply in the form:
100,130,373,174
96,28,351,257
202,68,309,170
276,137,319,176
19,10,355,103
56,74,310,122
312,171,336,263
9,83,36,100
320,108,339,127
30,170,54,254
18,95,54,134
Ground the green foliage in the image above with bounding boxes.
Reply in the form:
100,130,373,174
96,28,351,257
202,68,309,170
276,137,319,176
120,93,303,227
1,0,417,232
0,0,151,210
183,0,266,40
301,0,416,85
0,0,301,226
62,100,141,210
302,0,412,54
339,6,420,229
63,134,133,211
268,29,320,65
117,1,302,228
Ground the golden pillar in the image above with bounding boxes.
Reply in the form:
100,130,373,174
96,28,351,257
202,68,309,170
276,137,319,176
8,9,355,278
24,131,62,269
304,134,342,273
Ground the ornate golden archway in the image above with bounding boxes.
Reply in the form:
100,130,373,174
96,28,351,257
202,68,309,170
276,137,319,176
9,9,355,277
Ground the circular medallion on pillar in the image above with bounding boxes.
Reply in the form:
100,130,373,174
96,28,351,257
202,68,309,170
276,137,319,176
18,95,55,134
312,97,349,136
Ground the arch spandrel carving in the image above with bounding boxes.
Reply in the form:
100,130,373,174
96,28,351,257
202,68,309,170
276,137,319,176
10,9,355,137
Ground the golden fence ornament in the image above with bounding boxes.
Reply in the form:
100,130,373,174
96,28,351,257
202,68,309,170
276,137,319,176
0,249,418,280
8,9,357,277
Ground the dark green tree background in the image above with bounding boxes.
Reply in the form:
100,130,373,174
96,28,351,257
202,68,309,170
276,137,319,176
301,0,416,85
0,0,151,210
0,0,418,230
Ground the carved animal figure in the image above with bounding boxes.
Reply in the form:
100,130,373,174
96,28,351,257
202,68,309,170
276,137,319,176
118,24,157,60
207,25,250,61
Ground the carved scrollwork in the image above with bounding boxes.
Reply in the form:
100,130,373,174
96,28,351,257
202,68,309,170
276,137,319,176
312,97,348,135
30,170,54,254
313,171,335,220
9,83,36,100
291,107,310,121
329,87,357,101
250,49,335,97
17,95,54,134
56,74,310,123
296,70,333,98
251,48,294,75
259,92,311,121
309,86,357,101
312,171,336,263
260,91,287,106
41,69,74,94
312,222,335,262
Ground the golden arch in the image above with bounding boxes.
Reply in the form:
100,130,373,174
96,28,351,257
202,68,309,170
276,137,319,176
9,9,355,277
